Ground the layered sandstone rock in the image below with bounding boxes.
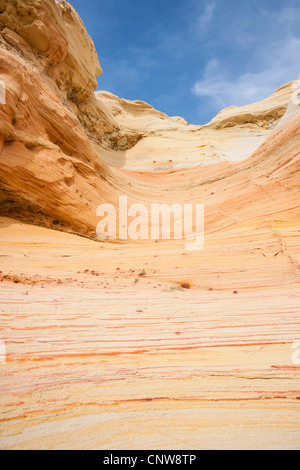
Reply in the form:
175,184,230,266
0,0,299,450
0,216,300,449
0,0,298,242
96,81,294,170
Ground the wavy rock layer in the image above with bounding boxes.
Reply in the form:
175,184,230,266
0,217,300,450
0,0,297,240
0,0,299,451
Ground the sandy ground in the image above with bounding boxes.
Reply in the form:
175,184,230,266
0,217,299,449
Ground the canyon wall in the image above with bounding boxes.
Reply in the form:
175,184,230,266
0,0,299,244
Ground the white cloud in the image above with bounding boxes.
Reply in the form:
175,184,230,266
197,1,216,32
270,3,300,31
193,35,300,109
192,2,300,116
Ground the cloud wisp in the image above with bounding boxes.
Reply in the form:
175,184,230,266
197,1,216,32
192,2,300,119
193,36,300,108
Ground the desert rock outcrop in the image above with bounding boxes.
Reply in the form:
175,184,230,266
0,0,299,242
0,0,299,451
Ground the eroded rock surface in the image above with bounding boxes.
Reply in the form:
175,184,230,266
0,0,300,452
0,0,299,241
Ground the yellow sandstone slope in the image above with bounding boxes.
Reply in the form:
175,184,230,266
0,0,299,451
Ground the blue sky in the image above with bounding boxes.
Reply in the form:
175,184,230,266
67,0,300,124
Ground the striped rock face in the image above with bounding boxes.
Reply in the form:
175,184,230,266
0,0,300,450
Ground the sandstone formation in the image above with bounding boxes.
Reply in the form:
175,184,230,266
0,0,299,450
0,0,297,241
